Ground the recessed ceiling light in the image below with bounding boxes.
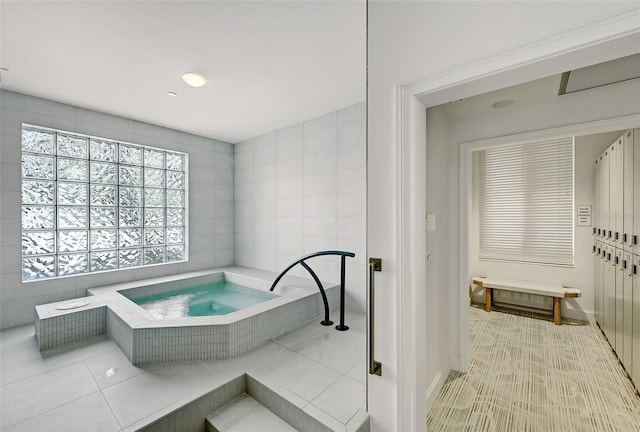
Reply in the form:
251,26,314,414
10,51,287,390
167,91,177,97
492,99,514,109
182,72,206,88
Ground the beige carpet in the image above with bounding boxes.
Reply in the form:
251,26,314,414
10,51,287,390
426,305,640,432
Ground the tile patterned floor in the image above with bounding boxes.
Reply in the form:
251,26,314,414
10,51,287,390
0,312,366,431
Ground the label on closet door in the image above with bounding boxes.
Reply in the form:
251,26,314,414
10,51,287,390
577,205,591,227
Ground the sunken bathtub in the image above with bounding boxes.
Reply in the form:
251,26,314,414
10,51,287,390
35,267,340,364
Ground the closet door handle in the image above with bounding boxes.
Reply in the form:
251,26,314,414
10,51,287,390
368,258,382,376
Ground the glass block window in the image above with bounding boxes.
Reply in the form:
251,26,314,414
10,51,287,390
21,125,188,281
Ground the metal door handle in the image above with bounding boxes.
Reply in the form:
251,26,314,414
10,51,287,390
368,258,382,376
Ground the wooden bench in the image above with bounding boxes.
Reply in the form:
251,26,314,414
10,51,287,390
472,276,581,325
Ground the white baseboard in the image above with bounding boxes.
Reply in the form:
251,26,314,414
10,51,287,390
450,357,460,372
426,370,448,413
564,307,595,323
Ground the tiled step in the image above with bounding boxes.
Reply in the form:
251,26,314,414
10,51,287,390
132,373,368,432
206,393,297,432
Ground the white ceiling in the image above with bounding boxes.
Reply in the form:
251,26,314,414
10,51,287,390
436,74,564,123
0,1,366,143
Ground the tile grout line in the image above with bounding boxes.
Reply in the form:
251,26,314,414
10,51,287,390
82,353,124,431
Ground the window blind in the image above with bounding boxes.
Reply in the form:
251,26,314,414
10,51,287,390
478,137,575,266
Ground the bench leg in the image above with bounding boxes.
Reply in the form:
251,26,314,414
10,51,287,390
485,287,493,312
553,297,561,325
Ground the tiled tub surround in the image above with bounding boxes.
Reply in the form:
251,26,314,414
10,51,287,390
35,267,340,364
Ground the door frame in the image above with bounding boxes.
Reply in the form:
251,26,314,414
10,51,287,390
392,9,639,430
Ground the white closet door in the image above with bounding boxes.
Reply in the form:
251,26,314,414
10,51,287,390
615,138,624,245
622,251,633,371
595,240,602,325
615,247,624,355
634,129,640,256
611,140,620,245
623,130,634,253
602,149,611,244
604,245,616,345
631,254,640,384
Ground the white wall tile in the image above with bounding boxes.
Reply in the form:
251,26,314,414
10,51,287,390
215,250,234,267
235,200,255,218
338,120,366,149
215,217,234,234
253,133,277,166
6,111,77,139
254,217,277,236
254,234,276,254
304,237,339,255
215,234,234,251
254,254,277,271
338,217,366,241
255,199,277,217
338,141,366,170
338,192,366,217
235,147,253,169
304,172,337,196
227,102,365,311
235,167,254,186
254,181,277,200
304,217,338,239
277,123,303,144
0,246,20,275
235,217,253,234
276,159,303,180
338,102,366,126
277,217,303,238
304,195,338,217
1,192,20,219
1,134,21,165
304,112,337,135
214,201,234,219
277,197,304,217
254,164,276,183
0,162,20,191
215,185,234,202
215,151,234,169
2,217,20,246
304,149,337,176
235,184,255,202
338,167,366,194
304,127,338,155
190,163,216,184
277,137,303,162
277,235,304,256
214,168,234,186
276,179,303,199
76,108,135,134
2,91,75,120
235,250,254,268
235,234,254,252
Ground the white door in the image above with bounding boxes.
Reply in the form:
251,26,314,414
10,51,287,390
623,251,633,370
632,254,640,384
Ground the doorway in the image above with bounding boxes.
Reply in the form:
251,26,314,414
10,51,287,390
380,32,640,430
